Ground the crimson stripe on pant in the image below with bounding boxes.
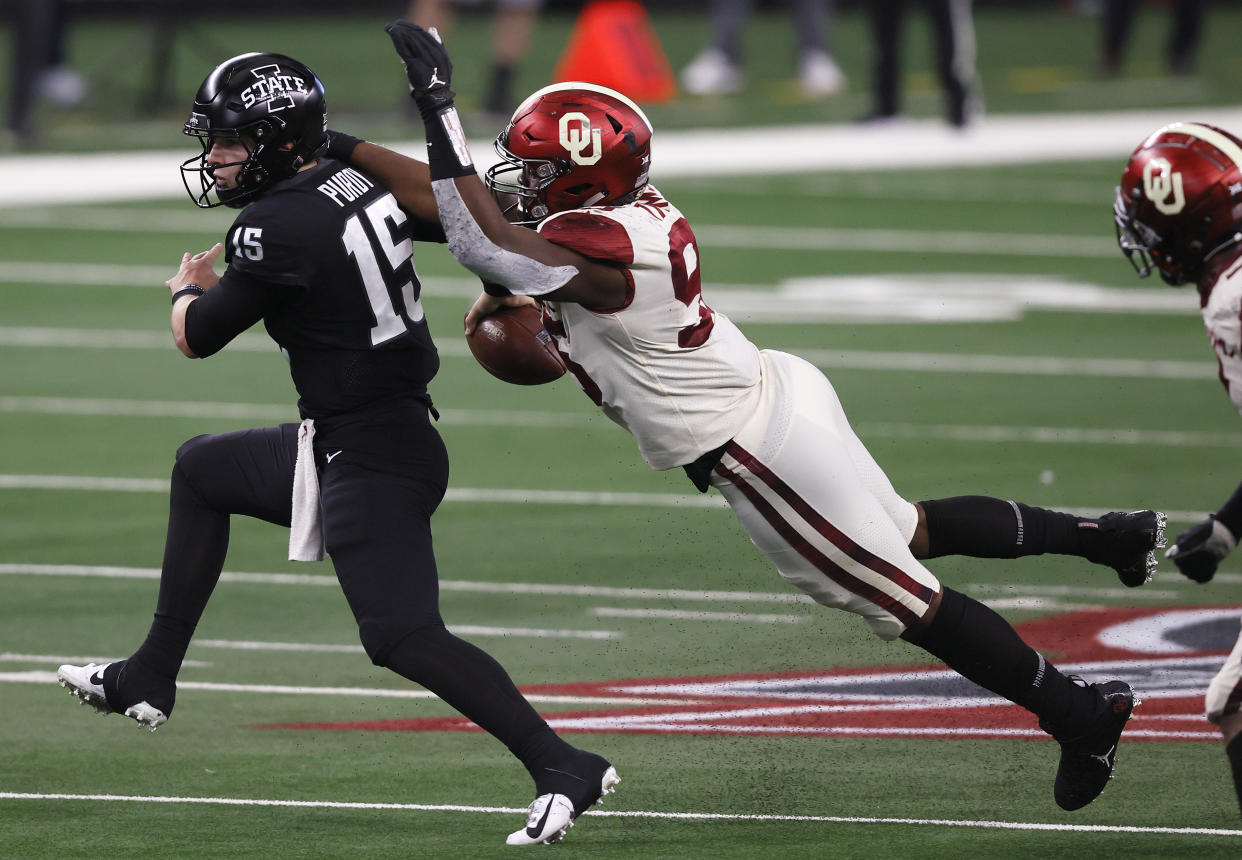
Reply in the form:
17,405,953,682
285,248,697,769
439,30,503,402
726,441,936,605
714,442,929,627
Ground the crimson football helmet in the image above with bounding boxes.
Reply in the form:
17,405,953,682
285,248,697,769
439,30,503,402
1114,121,1242,286
484,82,653,224
180,52,328,209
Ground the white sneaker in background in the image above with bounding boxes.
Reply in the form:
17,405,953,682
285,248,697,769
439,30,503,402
681,49,744,95
799,50,846,98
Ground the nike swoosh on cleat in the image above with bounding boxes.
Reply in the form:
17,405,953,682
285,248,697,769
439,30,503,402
89,671,104,686
526,802,555,839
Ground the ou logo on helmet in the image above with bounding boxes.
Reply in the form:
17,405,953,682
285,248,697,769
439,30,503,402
1143,157,1186,215
559,112,602,166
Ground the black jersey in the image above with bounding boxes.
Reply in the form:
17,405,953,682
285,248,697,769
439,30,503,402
184,158,439,419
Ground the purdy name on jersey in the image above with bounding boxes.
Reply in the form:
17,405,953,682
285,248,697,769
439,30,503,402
536,187,763,470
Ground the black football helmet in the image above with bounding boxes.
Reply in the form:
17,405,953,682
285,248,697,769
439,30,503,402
180,52,328,208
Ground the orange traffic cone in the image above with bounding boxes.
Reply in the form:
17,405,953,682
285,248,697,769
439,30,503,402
551,0,676,103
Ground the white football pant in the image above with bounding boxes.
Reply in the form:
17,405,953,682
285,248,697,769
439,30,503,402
710,350,940,641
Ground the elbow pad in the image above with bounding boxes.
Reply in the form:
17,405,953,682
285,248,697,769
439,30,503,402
431,178,577,296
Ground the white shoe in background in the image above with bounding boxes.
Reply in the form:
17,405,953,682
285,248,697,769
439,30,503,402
799,50,846,98
681,49,744,95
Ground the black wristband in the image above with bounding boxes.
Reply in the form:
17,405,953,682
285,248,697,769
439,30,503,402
171,285,205,305
325,129,364,162
423,105,476,181
1216,481,1242,537
482,281,513,297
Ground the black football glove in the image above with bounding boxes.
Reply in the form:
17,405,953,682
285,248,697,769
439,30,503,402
385,21,455,114
1165,515,1237,583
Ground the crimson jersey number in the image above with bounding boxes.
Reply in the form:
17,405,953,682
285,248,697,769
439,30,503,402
668,218,715,348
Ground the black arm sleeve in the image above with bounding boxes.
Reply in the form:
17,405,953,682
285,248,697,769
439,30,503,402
411,217,447,244
183,268,296,358
1216,480,1242,536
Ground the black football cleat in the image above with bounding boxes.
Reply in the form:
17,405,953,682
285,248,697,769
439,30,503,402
56,659,173,732
1078,510,1167,586
1040,679,1138,811
506,751,620,845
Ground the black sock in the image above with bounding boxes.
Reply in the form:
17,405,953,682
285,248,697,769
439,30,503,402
384,625,577,777
903,588,1097,733
1228,734,1242,818
131,458,230,681
921,496,1083,559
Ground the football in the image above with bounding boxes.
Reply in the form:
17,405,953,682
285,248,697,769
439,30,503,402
466,304,567,385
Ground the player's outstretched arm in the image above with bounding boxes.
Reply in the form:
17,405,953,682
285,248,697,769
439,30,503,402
338,138,441,229
384,20,627,309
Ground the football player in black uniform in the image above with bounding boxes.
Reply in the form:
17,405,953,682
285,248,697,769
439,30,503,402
54,51,616,847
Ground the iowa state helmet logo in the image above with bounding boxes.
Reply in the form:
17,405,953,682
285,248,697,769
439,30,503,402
240,65,307,113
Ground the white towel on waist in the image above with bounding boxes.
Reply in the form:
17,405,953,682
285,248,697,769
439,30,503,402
288,418,326,562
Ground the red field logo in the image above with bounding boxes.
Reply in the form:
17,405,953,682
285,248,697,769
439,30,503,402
263,605,1239,743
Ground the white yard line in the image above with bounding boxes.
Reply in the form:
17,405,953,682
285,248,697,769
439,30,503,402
1,394,1234,448
0,395,594,428
0,563,810,602
0,325,1212,377
593,607,805,624
0,671,686,706
0,480,1214,524
0,652,210,667
694,224,1114,257
0,791,1237,837
0,562,1230,603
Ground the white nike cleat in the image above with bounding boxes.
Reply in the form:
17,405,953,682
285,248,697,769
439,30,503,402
56,661,168,732
506,793,576,845
506,764,620,845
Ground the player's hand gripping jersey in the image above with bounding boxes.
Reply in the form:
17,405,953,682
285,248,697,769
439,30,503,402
535,188,762,469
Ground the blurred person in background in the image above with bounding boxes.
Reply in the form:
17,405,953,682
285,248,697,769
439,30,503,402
408,0,542,116
1100,0,1204,76
862,0,978,128
1114,120,1242,817
6,0,86,142
680,0,845,98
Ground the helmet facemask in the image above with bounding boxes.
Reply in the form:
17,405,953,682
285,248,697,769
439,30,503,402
484,135,569,225
1113,185,1166,282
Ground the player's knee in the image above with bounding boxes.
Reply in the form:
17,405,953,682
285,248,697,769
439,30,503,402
361,616,444,666
174,434,216,476
171,434,218,494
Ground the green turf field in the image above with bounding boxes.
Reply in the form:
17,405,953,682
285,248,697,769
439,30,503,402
4,5,1242,859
